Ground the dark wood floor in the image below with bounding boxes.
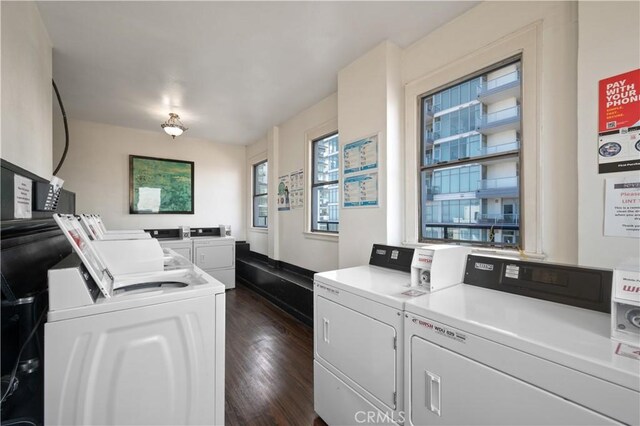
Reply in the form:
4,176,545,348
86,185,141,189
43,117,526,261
225,283,327,426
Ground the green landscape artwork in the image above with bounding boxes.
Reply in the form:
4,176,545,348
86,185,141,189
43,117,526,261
129,155,194,214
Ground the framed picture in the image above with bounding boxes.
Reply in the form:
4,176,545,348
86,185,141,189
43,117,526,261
129,155,194,214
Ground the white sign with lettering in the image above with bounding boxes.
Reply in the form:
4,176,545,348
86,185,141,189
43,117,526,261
604,177,640,238
14,175,32,219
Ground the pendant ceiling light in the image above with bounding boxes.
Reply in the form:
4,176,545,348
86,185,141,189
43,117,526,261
161,113,188,139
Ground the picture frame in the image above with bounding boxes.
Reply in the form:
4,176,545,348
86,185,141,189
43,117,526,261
129,155,194,214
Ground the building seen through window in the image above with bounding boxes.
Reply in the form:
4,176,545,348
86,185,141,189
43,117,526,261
253,161,268,228
421,59,521,246
312,133,339,232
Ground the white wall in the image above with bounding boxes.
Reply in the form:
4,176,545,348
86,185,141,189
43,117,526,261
577,1,640,268
1,2,53,178
338,41,403,268
246,2,586,270
277,94,339,272
402,1,579,263
53,119,247,237
246,136,268,255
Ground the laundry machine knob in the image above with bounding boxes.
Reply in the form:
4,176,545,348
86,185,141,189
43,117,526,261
626,308,640,328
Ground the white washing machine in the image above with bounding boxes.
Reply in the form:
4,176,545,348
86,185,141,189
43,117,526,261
314,245,421,426
45,214,226,425
404,255,640,426
80,214,150,240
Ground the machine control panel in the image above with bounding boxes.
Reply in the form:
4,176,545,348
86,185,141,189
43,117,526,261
464,255,613,313
49,253,102,311
369,244,415,273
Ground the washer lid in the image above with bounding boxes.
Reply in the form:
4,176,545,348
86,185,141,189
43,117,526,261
315,265,420,310
48,265,224,322
54,214,114,298
405,284,640,392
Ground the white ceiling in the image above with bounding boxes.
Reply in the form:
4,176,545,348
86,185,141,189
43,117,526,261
37,1,478,145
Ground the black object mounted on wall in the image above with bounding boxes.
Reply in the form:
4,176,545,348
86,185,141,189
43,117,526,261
1,159,76,425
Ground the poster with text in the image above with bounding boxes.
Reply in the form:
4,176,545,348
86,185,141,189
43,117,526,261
598,69,640,173
289,169,304,209
343,135,378,175
277,174,290,211
604,177,640,238
343,173,378,208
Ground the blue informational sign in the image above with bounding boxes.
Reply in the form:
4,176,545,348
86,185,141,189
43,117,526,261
343,173,378,208
343,135,378,175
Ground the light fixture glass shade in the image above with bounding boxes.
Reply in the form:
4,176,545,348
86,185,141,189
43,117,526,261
163,126,184,137
161,113,188,139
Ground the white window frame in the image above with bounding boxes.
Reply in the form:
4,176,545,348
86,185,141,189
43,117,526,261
304,118,339,241
311,132,340,233
252,159,268,228
419,57,522,248
404,24,541,255
248,152,268,233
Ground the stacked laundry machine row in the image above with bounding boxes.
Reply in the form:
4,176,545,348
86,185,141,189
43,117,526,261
313,244,640,426
45,214,226,425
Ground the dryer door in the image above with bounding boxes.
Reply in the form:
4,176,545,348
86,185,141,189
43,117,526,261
315,295,397,409
409,336,619,425
194,243,234,270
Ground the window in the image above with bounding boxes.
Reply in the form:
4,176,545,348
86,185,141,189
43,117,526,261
420,58,521,247
253,160,268,228
311,132,339,232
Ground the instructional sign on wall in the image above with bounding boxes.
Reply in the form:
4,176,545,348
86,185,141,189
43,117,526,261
343,173,378,207
604,177,640,238
289,169,304,209
343,135,378,174
277,174,290,211
14,175,32,219
598,69,640,173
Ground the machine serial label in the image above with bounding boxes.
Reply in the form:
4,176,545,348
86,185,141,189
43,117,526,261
315,283,339,295
411,317,466,343
505,264,520,279
475,262,494,271
615,342,640,361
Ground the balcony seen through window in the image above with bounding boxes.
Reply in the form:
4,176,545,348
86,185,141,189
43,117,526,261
420,59,521,246
253,161,268,228
311,133,339,233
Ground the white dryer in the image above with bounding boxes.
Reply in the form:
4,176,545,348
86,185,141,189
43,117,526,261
404,255,640,426
193,236,236,289
45,215,226,425
314,245,421,426
159,238,194,262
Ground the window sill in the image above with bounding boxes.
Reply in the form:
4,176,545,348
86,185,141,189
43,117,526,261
249,227,268,234
304,231,339,242
407,241,545,260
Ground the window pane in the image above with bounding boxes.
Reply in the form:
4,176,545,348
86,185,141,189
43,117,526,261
450,86,460,108
419,60,522,246
254,162,268,195
312,183,339,232
312,132,339,232
314,134,339,183
253,161,268,228
253,194,268,228
460,81,470,104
